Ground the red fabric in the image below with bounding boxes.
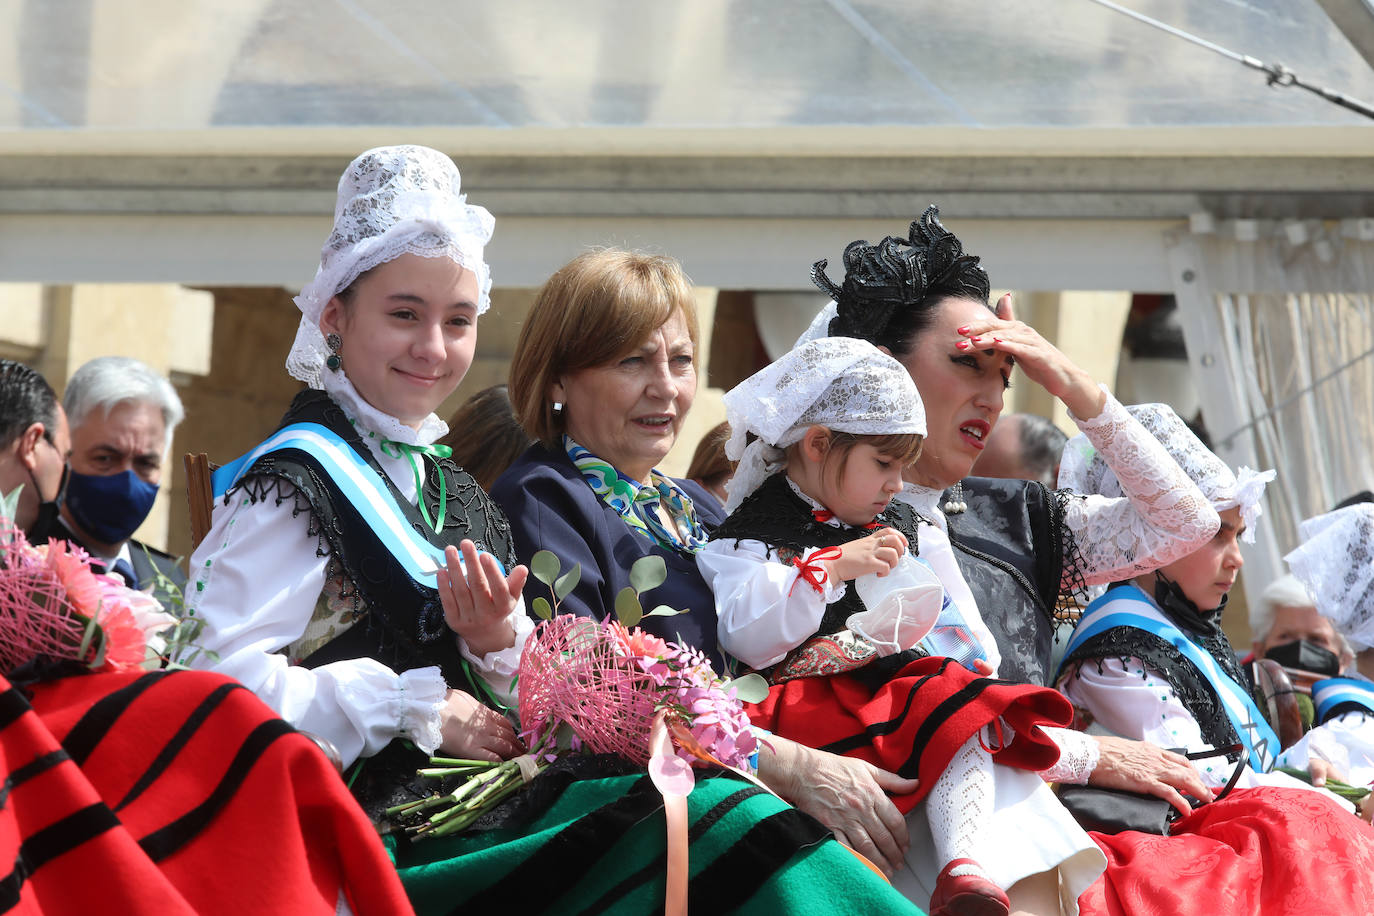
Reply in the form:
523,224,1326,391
744,657,1073,813
1080,786,1374,915
0,669,413,915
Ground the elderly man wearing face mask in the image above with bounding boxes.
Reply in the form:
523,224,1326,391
0,360,71,539
46,356,186,606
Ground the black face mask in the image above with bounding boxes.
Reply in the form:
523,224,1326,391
25,461,68,544
1264,639,1341,676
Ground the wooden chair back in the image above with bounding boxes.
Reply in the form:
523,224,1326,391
183,453,215,551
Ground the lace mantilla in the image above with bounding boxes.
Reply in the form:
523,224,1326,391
1286,504,1374,648
722,337,924,513
289,145,495,389
1061,401,1269,546
1059,392,1224,587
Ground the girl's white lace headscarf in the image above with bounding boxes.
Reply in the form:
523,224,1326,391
287,145,495,390
1058,402,1274,544
722,337,926,514
1284,504,1374,648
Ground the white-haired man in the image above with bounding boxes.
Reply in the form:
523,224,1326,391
47,356,186,606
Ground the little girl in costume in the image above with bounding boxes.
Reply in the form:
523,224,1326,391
698,337,1095,916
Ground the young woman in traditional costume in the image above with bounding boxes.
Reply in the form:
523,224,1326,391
698,336,1101,916
185,145,531,807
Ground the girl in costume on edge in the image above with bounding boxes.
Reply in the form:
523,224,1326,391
1057,405,1374,916
697,336,1104,916
184,145,532,808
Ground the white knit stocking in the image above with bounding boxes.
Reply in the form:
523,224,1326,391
928,731,996,877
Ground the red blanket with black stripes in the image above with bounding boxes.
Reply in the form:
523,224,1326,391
744,656,1073,813
0,668,412,914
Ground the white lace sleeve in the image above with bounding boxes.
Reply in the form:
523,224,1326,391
1061,390,1222,587
1038,726,1100,784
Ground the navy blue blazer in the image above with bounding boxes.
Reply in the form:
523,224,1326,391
490,442,726,666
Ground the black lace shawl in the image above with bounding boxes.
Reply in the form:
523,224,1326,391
1060,580,1249,753
225,389,517,687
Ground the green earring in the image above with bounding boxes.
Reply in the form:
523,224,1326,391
326,333,343,371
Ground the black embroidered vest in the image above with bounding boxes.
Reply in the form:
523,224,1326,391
1060,583,1248,753
943,477,1082,686
226,389,518,691
710,473,926,683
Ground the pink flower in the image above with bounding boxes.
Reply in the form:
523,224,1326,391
94,604,149,671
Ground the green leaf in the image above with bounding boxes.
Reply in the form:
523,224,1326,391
553,563,581,601
532,596,553,620
628,555,667,594
530,550,561,586
614,587,643,627
725,673,770,704
643,604,687,618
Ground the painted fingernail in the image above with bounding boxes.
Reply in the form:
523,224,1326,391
993,336,1003,343
955,340,969,350
969,336,983,344
956,325,970,334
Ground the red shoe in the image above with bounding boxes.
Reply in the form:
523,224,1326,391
928,858,1010,916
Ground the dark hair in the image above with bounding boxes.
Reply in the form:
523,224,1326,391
813,205,992,357
1334,490,1374,512
439,385,533,491
815,430,924,487
0,359,58,451
686,421,734,492
1014,414,1069,487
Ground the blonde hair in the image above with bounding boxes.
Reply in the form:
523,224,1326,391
509,249,699,445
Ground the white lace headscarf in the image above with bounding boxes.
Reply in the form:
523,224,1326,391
1284,504,1374,648
1058,402,1274,544
722,337,926,514
288,145,495,391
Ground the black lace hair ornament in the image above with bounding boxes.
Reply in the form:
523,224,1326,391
812,205,991,345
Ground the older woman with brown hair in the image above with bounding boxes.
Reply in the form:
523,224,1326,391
487,249,925,905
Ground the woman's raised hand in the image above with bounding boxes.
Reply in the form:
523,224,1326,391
436,540,530,657
824,527,907,583
956,293,1106,420
438,688,524,762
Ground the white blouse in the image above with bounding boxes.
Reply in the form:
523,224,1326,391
185,374,531,768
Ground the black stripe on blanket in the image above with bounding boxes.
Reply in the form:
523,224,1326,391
0,689,31,734
62,670,179,766
115,682,247,812
0,749,69,811
454,775,669,915
137,717,296,863
0,803,121,912
688,807,834,911
572,784,772,915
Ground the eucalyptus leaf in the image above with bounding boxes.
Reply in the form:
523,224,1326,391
553,564,581,601
628,555,667,594
532,596,553,620
530,550,561,586
643,604,687,618
614,587,643,627
725,673,770,704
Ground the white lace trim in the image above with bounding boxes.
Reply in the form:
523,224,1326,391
1059,391,1224,587
1285,504,1374,647
1039,726,1100,784
395,666,449,755
900,482,947,532
723,338,924,514
322,371,447,446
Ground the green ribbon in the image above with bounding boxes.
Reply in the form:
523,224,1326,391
380,440,454,534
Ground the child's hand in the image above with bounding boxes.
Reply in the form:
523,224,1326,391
438,688,524,761
824,528,907,582
436,540,530,657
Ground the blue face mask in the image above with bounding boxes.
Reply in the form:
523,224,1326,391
63,469,159,545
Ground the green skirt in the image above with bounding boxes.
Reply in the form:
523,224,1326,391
390,772,923,915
